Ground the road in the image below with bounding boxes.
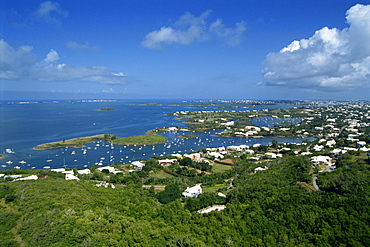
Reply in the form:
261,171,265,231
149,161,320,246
313,176,321,191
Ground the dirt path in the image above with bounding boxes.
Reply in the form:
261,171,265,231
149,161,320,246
142,185,166,190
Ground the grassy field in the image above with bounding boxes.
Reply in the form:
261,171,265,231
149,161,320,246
149,170,175,178
202,184,230,193
212,163,234,173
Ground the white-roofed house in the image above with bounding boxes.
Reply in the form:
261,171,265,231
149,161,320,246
182,184,202,198
131,161,145,170
65,173,79,181
13,175,38,181
356,141,366,147
183,153,201,160
158,159,177,166
311,156,332,166
97,166,116,173
254,166,268,173
77,169,91,175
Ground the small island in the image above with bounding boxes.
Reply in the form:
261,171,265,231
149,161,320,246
98,107,115,111
180,134,198,139
140,103,162,106
34,133,167,150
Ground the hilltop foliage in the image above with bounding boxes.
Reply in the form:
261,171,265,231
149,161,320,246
1,155,370,246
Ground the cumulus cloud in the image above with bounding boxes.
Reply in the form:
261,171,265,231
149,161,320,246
142,10,246,49
66,41,98,51
34,1,68,23
0,39,127,84
0,40,35,80
262,4,370,91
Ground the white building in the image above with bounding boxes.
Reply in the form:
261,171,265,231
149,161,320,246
264,152,277,159
330,149,342,155
65,173,79,181
158,159,177,166
182,184,202,198
311,156,332,166
51,168,66,173
356,141,366,147
14,175,38,181
326,140,336,147
77,169,91,175
131,161,145,170
254,166,268,173
198,205,226,214
207,152,224,159
97,166,116,173
183,153,201,160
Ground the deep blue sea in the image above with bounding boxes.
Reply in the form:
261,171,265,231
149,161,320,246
0,99,313,171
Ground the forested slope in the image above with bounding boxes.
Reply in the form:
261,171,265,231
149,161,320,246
1,155,370,246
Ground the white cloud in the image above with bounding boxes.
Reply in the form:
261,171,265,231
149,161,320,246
142,10,246,49
262,4,370,92
44,49,59,63
209,19,246,46
66,41,98,51
0,40,35,79
34,1,68,23
0,39,127,84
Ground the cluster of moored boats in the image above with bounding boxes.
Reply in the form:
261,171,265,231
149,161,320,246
2,134,254,171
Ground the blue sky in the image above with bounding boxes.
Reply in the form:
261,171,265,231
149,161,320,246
1,0,370,100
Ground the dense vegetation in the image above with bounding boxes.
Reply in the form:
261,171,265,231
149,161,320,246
1,154,369,246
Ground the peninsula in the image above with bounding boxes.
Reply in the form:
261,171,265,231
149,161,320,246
34,133,167,150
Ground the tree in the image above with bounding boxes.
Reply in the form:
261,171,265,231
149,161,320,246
271,137,279,148
157,184,182,204
180,157,192,167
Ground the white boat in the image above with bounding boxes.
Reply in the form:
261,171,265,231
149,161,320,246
43,166,50,169
1,165,6,168
46,159,52,162
19,160,26,164
6,160,13,164
5,148,14,154
71,151,76,155
14,166,20,169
